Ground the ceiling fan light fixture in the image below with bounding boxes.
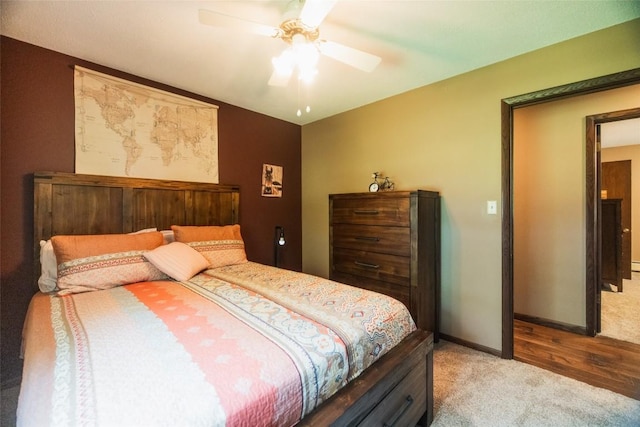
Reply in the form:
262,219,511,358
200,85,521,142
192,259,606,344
272,33,320,83
298,63,318,83
293,38,319,66
200,1,382,92
293,40,319,83
272,49,295,78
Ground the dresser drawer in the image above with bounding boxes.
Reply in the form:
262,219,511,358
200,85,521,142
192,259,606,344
358,353,427,427
332,224,411,256
331,197,410,226
332,247,410,285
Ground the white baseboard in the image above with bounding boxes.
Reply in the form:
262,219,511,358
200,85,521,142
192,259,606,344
632,261,640,272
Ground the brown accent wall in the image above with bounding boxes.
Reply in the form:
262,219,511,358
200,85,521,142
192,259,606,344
0,36,302,385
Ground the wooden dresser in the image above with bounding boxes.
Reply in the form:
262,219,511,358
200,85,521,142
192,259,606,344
330,190,440,340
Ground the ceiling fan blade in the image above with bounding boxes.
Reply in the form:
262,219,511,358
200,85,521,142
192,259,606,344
299,0,337,28
198,9,278,37
318,40,381,72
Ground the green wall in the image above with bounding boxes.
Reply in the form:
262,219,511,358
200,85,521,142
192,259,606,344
301,19,640,352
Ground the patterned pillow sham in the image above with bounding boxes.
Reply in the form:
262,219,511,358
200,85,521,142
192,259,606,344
51,232,167,295
38,228,163,293
171,224,248,268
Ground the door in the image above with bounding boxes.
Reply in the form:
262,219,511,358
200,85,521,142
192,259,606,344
601,199,622,292
602,160,632,281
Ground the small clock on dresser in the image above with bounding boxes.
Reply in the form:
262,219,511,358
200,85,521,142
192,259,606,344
369,172,394,192
369,172,380,192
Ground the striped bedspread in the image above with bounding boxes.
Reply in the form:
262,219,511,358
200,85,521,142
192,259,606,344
18,262,415,426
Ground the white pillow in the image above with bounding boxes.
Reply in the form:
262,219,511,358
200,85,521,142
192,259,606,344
161,229,175,244
129,227,158,234
38,240,58,293
143,242,209,281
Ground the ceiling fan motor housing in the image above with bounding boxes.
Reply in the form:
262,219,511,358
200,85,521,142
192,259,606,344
278,19,320,45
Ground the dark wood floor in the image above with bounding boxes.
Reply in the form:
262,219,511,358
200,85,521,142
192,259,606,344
514,319,640,400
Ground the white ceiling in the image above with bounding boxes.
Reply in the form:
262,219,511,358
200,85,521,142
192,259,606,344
1,1,639,125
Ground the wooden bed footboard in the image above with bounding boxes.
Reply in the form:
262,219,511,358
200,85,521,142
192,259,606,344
299,329,434,427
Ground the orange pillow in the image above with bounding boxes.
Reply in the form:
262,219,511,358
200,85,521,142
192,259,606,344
51,232,166,294
52,232,163,263
171,224,243,242
171,225,247,268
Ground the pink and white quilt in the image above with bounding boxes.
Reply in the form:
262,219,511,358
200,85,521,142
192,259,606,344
19,262,415,426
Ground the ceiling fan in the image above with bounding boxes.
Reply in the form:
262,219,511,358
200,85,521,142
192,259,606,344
198,0,382,87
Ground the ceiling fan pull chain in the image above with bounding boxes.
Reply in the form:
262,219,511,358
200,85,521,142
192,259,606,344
297,79,302,117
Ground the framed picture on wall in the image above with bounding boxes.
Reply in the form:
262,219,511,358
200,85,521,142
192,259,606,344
261,164,283,197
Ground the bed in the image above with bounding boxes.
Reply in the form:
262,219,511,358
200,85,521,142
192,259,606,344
19,171,434,426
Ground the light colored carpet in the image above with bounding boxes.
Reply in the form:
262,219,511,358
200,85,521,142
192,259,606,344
432,340,640,426
601,274,640,345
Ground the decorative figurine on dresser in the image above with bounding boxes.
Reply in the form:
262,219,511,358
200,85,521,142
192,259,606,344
329,189,440,341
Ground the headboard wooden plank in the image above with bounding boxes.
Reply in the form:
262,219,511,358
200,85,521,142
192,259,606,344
33,171,240,287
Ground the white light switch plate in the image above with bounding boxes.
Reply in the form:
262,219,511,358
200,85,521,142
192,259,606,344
487,200,497,215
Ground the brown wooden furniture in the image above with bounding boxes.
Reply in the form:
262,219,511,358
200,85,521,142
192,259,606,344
601,198,623,292
602,160,632,281
330,191,440,341
33,172,434,426
300,329,433,426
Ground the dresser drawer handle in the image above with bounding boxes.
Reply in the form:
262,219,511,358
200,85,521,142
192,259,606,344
383,395,414,427
354,261,380,269
353,209,379,215
355,236,380,242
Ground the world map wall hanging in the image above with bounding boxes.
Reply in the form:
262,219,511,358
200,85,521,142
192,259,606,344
74,66,219,183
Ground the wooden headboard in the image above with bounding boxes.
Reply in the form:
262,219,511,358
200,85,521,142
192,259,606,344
34,171,240,285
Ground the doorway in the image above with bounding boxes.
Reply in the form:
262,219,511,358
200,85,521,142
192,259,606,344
587,109,640,335
501,68,640,359
597,116,640,345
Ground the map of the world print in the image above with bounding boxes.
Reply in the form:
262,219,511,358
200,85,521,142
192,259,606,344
74,66,219,183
